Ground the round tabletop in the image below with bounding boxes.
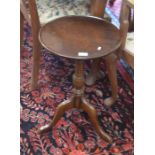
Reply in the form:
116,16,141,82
39,16,122,60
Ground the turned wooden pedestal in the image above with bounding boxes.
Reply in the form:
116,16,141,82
38,60,112,142
38,16,122,143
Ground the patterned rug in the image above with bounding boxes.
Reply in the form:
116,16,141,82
20,1,134,155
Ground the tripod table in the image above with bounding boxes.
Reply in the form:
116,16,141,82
38,16,122,143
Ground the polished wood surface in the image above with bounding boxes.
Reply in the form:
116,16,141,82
28,0,42,90
120,0,134,67
86,54,118,106
91,0,108,17
20,0,41,90
38,60,112,143
38,16,122,143
126,0,134,32
39,16,121,60
104,54,118,106
86,0,134,107
20,0,109,90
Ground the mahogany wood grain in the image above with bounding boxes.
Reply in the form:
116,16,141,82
119,0,129,57
38,60,112,143
20,0,109,90
38,16,121,142
120,0,134,67
81,97,112,142
28,0,41,90
39,16,121,60
104,53,118,106
86,0,109,87
87,0,134,107
38,99,74,134
91,0,108,17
